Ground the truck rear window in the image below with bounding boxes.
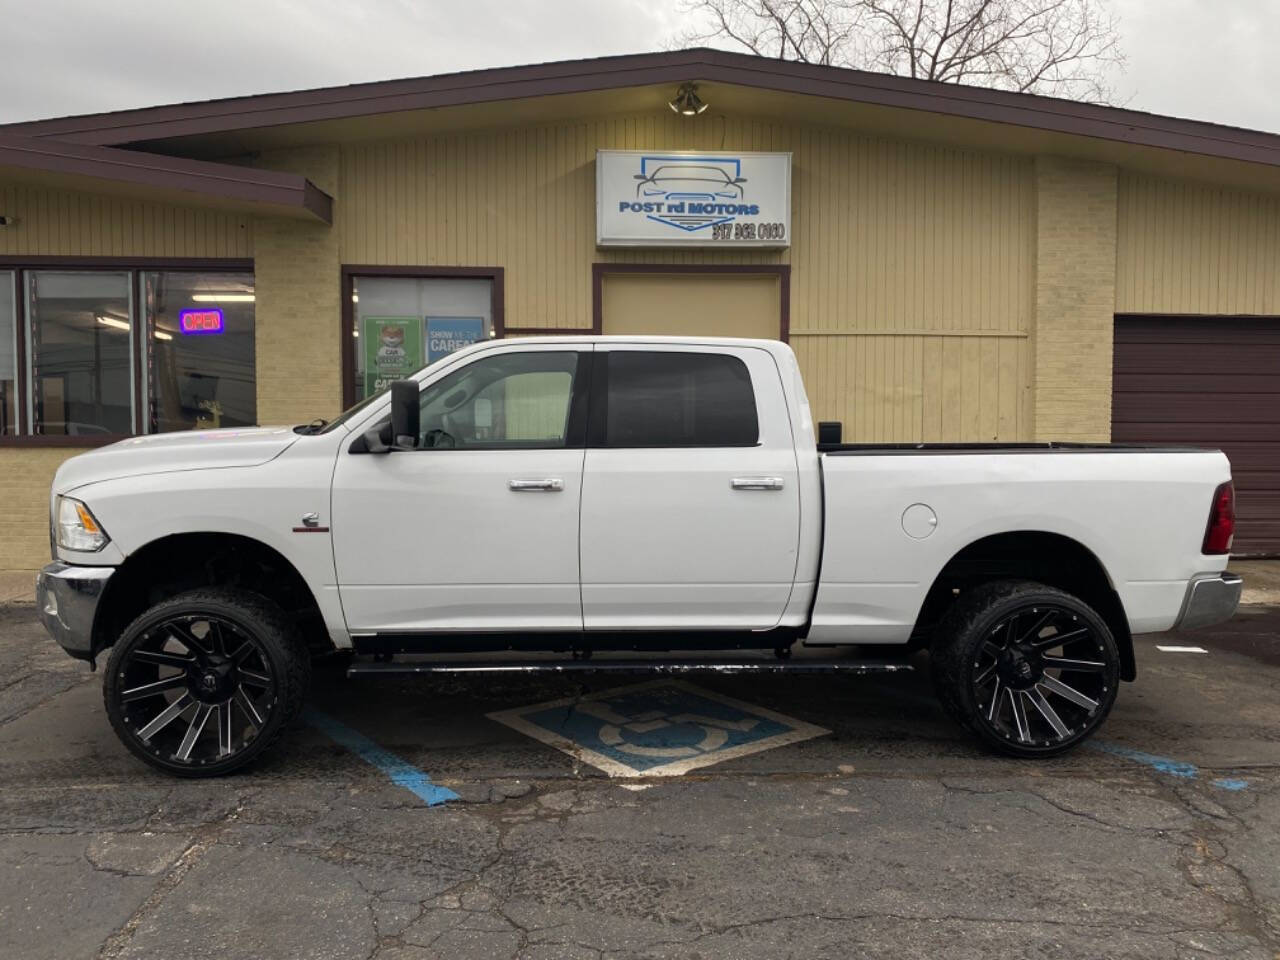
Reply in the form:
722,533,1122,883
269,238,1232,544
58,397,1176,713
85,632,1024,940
604,352,758,447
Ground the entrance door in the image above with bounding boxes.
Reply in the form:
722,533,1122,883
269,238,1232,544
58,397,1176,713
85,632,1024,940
579,343,802,630
332,346,590,633
600,272,782,339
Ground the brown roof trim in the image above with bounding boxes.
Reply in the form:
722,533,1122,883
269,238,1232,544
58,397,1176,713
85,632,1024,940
4,49,1280,171
0,133,332,222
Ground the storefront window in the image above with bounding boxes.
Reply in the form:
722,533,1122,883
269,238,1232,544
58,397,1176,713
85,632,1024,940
27,271,133,436
0,272,15,435
143,271,256,431
351,276,493,401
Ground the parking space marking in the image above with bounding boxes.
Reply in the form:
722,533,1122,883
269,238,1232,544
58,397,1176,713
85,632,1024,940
1212,778,1250,791
1155,645,1209,653
488,680,829,778
304,708,459,806
1093,740,1248,790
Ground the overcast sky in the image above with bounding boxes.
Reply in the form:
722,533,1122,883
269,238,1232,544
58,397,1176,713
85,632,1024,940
0,0,1276,133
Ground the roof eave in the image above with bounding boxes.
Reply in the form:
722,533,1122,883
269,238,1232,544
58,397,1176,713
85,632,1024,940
3,48,1280,173
0,133,332,223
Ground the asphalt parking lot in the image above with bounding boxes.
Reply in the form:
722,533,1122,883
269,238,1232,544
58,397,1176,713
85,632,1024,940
2,604,1278,960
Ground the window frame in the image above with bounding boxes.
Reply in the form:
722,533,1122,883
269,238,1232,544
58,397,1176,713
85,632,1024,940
0,257,253,446
586,349,762,449
340,265,506,410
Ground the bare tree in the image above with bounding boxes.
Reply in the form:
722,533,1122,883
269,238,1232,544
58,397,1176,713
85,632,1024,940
675,0,1124,103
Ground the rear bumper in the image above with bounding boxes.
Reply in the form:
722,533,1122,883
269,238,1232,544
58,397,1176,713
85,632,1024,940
1174,571,1243,631
35,562,114,662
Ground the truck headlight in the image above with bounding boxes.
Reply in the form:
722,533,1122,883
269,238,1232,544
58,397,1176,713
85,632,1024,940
56,497,110,552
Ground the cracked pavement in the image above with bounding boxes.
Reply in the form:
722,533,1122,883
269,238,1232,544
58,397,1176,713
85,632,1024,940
1,603,1278,959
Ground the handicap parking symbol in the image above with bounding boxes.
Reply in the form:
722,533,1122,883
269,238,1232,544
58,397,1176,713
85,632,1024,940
488,680,829,777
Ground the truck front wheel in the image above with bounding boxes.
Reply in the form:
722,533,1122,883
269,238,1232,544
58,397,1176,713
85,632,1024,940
930,580,1121,757
103,589,310,777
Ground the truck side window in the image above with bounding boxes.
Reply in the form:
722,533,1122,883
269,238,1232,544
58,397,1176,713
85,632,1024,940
604,352,758,447
417,351,578,449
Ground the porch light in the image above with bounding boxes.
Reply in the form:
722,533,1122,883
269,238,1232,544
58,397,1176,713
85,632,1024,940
668,83,708,116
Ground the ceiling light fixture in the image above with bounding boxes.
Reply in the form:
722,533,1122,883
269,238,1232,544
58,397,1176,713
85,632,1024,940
96,316,130,331
154,330,173,341
668,82,708,117
191,293,255,302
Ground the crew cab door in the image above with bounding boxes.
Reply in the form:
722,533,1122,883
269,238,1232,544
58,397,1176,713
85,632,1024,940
579,344,801,630
331,345,590,634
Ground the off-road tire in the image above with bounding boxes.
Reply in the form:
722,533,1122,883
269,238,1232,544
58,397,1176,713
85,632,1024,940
103,588,310,777
930,580,1121,758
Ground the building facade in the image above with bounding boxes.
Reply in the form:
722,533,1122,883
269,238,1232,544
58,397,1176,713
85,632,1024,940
3,49,1280,583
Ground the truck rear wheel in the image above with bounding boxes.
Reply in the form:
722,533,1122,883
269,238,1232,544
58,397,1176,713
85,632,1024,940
103,588,310,777
930,580,1120,757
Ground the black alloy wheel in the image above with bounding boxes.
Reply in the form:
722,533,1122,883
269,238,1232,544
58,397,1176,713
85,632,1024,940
932,581,1121,757
104,589,309,776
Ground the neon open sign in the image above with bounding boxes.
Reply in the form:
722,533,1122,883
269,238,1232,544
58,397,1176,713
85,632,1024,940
178,308,224,335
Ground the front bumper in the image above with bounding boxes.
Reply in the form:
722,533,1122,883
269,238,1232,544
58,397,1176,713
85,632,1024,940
1174,571,1243,631
36,561,115,662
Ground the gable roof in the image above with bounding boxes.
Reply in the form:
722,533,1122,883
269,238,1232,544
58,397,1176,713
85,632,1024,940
4,49,1280,173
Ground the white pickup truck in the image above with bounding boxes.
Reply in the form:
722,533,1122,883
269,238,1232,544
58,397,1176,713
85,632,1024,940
36,336,1241,776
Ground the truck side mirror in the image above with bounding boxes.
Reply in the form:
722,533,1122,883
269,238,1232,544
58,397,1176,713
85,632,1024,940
361,426,390,454
390,380,419,449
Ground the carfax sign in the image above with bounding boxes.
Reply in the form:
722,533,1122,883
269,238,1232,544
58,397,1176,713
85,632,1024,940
362,317,422,398
426,316,485,363
596,149,791,248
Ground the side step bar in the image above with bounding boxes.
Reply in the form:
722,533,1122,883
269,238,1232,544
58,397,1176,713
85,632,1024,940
347,657,914,678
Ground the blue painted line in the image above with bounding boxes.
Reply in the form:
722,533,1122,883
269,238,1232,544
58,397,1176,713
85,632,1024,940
1212,778,1250,792
1092,741,1197,779
1092,741,1247,791
304,708,458,806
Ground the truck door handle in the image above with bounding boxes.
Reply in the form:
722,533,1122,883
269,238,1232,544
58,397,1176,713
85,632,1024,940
508,478,564,492
731,477,785,491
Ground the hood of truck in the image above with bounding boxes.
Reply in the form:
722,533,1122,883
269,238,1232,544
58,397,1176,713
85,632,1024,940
53,426,302,494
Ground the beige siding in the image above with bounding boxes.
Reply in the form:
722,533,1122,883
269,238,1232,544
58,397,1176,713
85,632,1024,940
0,183,253,258
338,116,1035,441
1116,172,1280,316
793,334,1029,442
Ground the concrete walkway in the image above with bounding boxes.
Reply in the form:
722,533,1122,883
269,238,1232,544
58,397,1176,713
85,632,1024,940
0,572,32,606
1234,558,1280,604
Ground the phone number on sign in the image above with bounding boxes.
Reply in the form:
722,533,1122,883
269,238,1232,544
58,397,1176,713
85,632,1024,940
711,222,786,241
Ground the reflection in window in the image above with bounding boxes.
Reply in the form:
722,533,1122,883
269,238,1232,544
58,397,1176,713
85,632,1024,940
417,351,576,449
27,272,133,436
144,272,256,432
0,272,14,435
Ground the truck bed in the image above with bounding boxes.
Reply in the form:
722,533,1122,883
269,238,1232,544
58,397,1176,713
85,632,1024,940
808,444,1232,644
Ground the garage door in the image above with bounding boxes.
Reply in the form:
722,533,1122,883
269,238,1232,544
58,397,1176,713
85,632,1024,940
1112,316,1280,556
600,273,781,339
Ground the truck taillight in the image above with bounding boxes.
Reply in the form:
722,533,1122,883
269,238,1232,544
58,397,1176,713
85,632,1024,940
1202,481,1235,555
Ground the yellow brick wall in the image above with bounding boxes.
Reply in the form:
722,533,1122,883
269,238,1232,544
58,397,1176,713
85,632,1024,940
0,448,88,575
252,145,344,424
1031,156,1118,442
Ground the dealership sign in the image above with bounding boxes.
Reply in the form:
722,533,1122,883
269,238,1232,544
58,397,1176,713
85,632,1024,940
596,150,791,248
